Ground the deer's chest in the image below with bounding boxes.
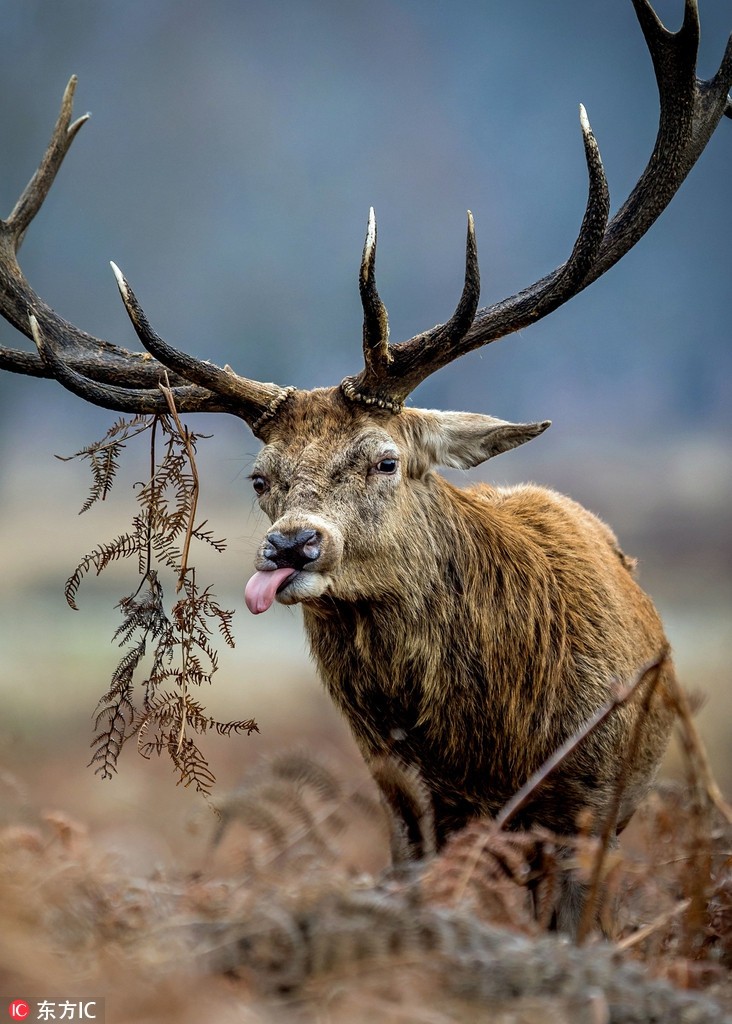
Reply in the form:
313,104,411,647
303,606,496,789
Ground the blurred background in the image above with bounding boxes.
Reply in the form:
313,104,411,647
0,0,729,848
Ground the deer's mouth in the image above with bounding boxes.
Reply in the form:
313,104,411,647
245,566,330,614
245,567,296,614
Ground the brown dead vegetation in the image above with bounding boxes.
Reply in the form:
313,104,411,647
1,702,731,1024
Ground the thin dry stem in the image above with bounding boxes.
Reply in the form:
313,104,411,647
616,899,691,952
667,677,732,826
576,661,663,943
495,654,666,831
445,656,665,914
159,377,199,591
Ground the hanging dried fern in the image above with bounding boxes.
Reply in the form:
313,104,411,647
61,405,257,795
56,413,152,514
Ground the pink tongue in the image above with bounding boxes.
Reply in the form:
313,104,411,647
245,567,297,615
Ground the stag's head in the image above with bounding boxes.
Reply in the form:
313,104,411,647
244,388,549,613
240,209,548,613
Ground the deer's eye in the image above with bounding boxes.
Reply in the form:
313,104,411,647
251,474,269,496
372,457,398,476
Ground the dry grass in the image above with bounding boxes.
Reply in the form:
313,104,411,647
1,698,731,1024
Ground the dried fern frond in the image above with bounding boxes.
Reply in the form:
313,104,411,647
57,413,152,514
88,690,135,782
369,755,436,863
420,819,562,935
59,410,255,794
268,751,343,802
210,754,384,883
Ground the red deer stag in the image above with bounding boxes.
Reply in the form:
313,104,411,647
1,2,730,930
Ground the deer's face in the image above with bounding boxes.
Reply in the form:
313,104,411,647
244,388,549,613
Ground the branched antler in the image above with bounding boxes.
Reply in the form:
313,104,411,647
341,2,732,409
1,2,728,427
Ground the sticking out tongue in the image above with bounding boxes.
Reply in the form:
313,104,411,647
245,567,297,615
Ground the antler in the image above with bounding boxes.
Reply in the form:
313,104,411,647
342,0,732,411
0,76,291,432
1,1,729,429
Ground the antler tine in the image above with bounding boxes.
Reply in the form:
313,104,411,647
359,207,391,369
462,3,731,340
0,76,194,389
461,103,610,347
386,211,482,403
110,263,291,427
343,0,730,408
342,209,482,411
342,104,608,407
342,208,397,412
592,0,732,275
6,76,90,250
445,1,731,359
0,77,293,430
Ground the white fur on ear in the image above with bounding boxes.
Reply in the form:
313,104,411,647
404,409,550,470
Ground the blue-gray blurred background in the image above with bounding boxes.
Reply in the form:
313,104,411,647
0,1,729,826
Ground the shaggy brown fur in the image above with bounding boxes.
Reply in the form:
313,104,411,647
250,387,675,897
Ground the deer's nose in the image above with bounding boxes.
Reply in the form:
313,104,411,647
263,528,322,570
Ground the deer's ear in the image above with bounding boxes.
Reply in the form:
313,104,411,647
403,409,551,470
